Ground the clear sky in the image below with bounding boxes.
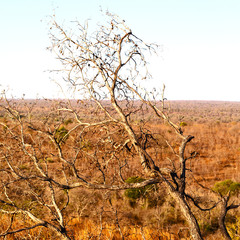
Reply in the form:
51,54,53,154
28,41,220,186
1,0,240,101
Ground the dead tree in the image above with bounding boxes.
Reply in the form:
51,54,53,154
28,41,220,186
48,12,205,240
0,12,223,240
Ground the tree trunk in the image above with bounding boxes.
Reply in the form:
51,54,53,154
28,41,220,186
167,188,203,240
219,198,232,240
46,223,71,240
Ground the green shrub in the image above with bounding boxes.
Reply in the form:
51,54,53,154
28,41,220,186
180,121,187,127
124,176,146,200
46,157,54,163
213,179,240,196
124,176,156,208
54,126,69,144
19,164,29,170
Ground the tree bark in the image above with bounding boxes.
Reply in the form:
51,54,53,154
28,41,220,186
167,187,203,240
219,197,232,240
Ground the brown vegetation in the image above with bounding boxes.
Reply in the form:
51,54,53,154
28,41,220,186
0,12,239,240
0,99,239,239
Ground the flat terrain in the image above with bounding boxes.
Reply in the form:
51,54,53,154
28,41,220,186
0,99,239,239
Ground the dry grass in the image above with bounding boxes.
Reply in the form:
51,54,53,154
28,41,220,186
0,100,239,239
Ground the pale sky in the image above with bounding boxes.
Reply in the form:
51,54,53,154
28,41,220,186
1,0,240,101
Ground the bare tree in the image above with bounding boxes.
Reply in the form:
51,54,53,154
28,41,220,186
48,12,205,240
0,12,226,240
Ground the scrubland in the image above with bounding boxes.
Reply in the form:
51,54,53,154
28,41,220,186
0,99,239,239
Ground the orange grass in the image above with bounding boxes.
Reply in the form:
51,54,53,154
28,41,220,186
0,215,188,240
69,218,183,240
0,100,239,239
